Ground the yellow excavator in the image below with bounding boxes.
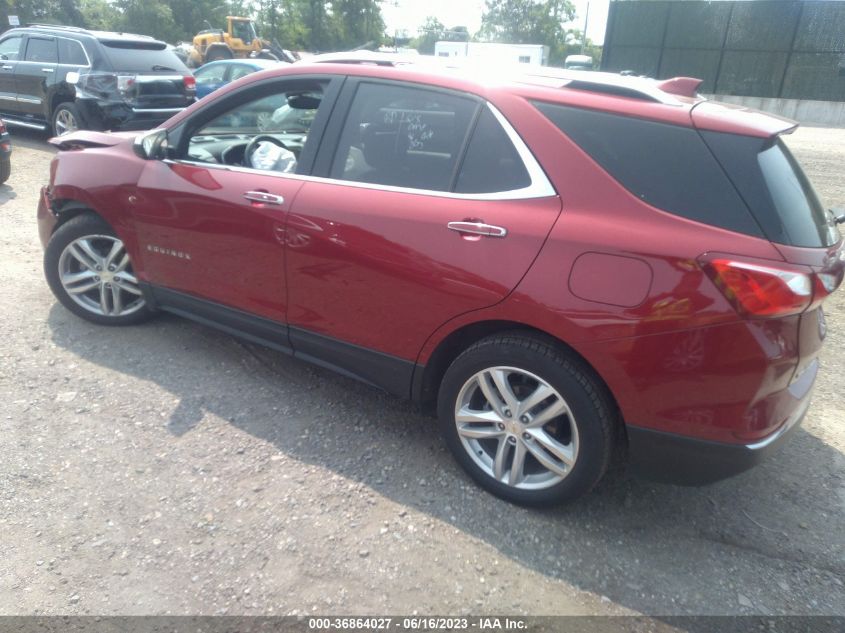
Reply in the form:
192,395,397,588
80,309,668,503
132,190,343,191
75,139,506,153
186,16,295,67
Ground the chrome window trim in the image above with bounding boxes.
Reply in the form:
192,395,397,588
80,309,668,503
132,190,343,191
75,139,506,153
132,107,186,114
166,102,556,202
56,36,91,68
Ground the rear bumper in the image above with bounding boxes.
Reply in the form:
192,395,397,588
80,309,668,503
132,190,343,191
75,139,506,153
76,99,189,132
627,359,816,485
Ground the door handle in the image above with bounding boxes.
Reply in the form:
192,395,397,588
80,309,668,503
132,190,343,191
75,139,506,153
41,68,54,73
447,221,508,238
1,65,12,70
243,190,285,206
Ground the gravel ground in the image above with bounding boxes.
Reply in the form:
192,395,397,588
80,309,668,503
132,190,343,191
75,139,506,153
0,126,843,617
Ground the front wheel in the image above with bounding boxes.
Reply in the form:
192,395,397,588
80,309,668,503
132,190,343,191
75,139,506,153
44,213,153,326
437,334,617,506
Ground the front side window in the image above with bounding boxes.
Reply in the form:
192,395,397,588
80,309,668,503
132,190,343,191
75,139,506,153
185,80,326,174
330,82,477,192
0,36,23,61
25,38,58,64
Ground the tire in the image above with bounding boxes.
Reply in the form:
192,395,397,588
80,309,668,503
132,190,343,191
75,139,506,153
44,213,154,326
52,102,84,137
437,333,616,506
0,158,9,185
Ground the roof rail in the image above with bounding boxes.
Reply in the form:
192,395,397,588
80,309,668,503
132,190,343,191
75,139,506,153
304,51,413,67
27,23,88,33
302,52,700,105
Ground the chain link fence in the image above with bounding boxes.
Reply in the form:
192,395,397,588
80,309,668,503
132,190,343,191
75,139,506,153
601,0,845,101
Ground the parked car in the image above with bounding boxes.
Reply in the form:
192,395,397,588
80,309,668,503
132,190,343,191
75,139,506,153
36,57,843,506
193,58,282,99
0,118,10,184
0,24,196,136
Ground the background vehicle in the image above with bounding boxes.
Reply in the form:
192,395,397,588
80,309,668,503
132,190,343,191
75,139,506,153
0,118,10,184
564,54,593,70
36,58,843,506
193,58,283,99
0,25,196,136
187,16,295,67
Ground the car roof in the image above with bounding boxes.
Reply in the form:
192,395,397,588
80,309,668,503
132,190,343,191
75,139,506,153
19,24,165,46
169,51,796,140
200,58,285,70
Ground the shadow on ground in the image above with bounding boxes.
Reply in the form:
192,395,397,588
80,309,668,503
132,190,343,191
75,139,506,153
46,304,845,616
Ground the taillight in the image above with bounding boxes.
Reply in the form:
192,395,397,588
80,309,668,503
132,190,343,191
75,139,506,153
117,74,137,98
0,119,6,133
183,75,196,92
700,257,814,318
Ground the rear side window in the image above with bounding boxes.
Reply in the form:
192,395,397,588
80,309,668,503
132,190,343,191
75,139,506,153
101,42,189,73
534,102,764,239
25,38,58,63
330,82,477,192
700,132,838,248
455,108,531,194
57,38,88,66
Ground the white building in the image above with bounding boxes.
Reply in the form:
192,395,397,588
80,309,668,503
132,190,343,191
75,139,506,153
433,41,549,66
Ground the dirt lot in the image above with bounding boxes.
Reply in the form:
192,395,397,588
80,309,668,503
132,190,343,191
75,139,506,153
0,126,843,617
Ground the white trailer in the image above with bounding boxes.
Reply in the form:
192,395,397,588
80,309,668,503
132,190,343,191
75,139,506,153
433,41,549,66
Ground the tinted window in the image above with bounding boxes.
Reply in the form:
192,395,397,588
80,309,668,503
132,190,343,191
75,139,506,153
331,82,477,192
455,108,531,194
25,38,58,64
101,43,188,72
57,38,88,65
535,102,764,239
0,36,23,61
700,131,838,247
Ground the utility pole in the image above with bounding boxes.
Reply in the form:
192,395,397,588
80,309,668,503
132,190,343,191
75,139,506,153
581,1,590,54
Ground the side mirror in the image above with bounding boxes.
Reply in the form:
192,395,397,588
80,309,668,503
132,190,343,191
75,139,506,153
831,208,845,225
133,128,168,160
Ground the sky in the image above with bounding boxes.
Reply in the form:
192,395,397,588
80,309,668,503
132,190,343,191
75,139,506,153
381,0,611,45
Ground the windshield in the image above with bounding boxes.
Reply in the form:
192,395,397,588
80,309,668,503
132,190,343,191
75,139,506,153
232,20,257,43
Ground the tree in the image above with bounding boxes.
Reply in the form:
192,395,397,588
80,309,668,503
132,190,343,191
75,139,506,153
410,16,444,55
478,0,575,65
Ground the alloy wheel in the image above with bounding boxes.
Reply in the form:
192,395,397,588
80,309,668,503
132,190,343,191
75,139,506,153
454,366,579,490
54,109,78,136
57,235,145,317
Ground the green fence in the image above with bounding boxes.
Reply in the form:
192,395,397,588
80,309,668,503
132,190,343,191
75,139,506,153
601,0,845,101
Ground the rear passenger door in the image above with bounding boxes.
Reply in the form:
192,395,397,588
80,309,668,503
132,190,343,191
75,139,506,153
284,79,562,393
14,36,58,118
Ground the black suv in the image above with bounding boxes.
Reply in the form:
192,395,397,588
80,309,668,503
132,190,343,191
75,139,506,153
0,25,196,136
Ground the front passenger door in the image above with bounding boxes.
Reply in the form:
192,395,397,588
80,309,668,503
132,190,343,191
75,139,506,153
132,75,339,325
0,35,24,113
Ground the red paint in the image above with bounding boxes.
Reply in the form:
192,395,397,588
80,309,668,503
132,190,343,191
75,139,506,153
37,61,841,452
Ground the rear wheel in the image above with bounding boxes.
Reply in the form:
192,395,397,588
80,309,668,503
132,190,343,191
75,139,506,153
437,333,616,506
52,102,83,137
44,213,153,326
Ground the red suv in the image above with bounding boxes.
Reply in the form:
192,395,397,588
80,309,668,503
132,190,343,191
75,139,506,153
37,55,843,505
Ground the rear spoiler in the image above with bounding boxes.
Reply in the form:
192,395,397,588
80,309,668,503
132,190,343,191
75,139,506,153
690,100,798,139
